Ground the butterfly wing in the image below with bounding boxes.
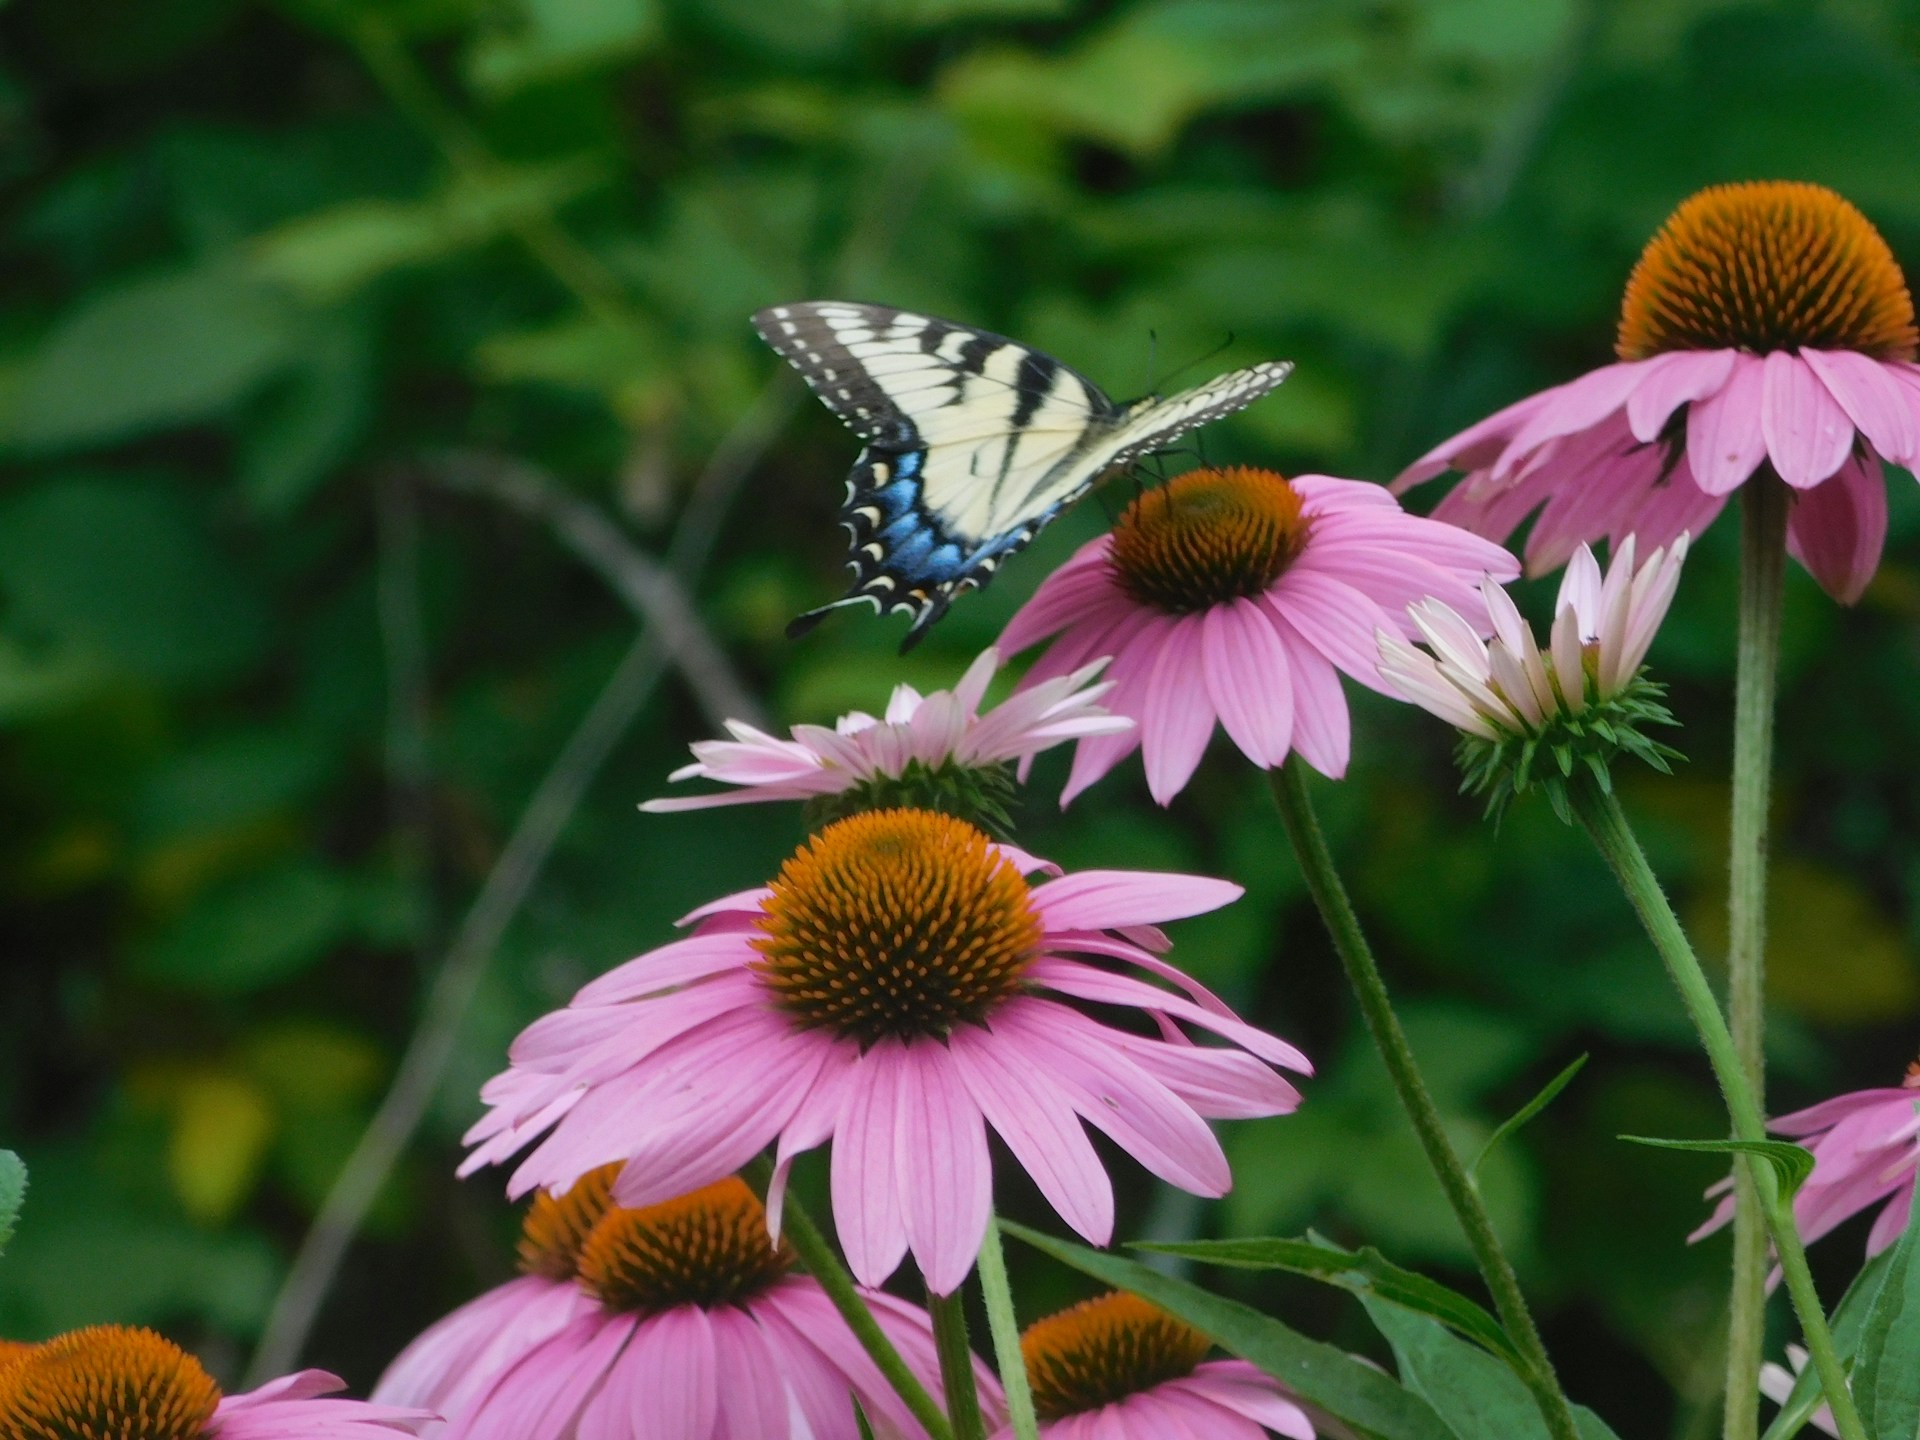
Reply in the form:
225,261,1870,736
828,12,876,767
756,301,1292,650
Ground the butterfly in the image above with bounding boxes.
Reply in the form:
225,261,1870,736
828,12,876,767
754,301,1293,651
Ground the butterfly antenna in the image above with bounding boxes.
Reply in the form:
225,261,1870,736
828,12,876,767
1148,330,1240,396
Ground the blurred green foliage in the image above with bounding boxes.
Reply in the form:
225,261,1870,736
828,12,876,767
5,0,1920,1432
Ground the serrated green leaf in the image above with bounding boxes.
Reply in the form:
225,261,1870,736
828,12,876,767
0,1151,25,1259
1138,1235,1522,1370
1619,1136,1816,1200
1003,1222,1455,1440
1473,1054,1588,1181
1854,1186,1920,1438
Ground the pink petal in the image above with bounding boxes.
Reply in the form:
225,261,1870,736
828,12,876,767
1266,569,1398,693
1267,624,1349,778
1139,616,1217,804
1200,600,1294,768
1029,870,1243,930
458,1314,634,1440
1625,350,1738,441
1393,388,1556,489
585,1309,715,1440
949,1024,1116,1244
1493,362,1649,479
706,1307,792,1440
832,1042,914,1287
1762,351,1856,488
1802,349,1920,466
1786,456,1887,603
998,542,1120,654
895,1045,992,1296
1686,354,1768,494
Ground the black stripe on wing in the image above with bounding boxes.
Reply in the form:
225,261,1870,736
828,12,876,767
787,443,1070,654
753,302,921,447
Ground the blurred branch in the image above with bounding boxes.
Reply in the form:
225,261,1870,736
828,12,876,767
433,452,766,732
245,385,784,1384
376,472,435,916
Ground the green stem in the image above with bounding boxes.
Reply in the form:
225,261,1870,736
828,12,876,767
743,1161,955,1440
1571,781,1866,1440
1726,472,1788,1440
929,1289,989,1440
1270,759,1581,1440
977,1210,1040,1440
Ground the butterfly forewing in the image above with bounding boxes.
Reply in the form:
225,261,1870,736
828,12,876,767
754,300,1291,649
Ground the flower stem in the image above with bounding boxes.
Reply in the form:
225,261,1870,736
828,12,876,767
978,1210,1040,1440
1270,759,1581,1440
929,1289,989,1440
1726,471,1788,1440
743,1161,956,1440
1570,779,1866,1440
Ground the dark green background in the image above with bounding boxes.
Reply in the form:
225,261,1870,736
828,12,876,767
4,0,1919,1432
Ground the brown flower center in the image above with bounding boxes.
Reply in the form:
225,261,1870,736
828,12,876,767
753,808,1042,1046
1617,181,1917,361
1108,468,1311,614
575,1178,792,1313
1021,1292,1212,1421
517,1162,622,1280
0,1326,221,1440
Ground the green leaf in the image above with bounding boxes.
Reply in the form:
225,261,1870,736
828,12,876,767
136,861,365,994
0,474,269,685
1361,1298,1553,1440
465,0,659,94
1137,1235,1522,1370
0,1151,25,1259
1618,1136,1816,1200
251,158,607,300
1,263,299,453
1854,1183,1920,1439
1003,1221,1455,1440
1760,1249,1892,1439
1473,1055,1589,1180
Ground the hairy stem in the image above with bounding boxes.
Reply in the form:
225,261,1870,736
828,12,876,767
978,1210,1040,1440
1727,472,1788,1439
746,1161,956,1440
1271,759,1581,1440
929,1289,989,1440
1572,781,1865,1440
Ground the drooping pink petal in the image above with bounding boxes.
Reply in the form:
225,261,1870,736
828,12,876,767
894,1044,993,1295
1492,362,1651,479
1265,569,1400,694
1139,616,1218,804
1625,349,1738,441
831,1041,914,1288
704,1306,792,1440
1266,623,1349,779
1200,599,1294,768
949,1024,1116,1243
1786,455,1887,603
583,1308,715,1440
1802,349,1920,466
1761,351,1855,489
1686,353,1769,495
1393,388,1557,489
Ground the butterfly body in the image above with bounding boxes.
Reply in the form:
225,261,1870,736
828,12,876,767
755,301,1291,649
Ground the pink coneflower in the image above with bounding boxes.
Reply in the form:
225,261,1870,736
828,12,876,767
1377,535,1687,814
1698,1063,1920,1260
1397,181,1920,603
435,1177,987,1440
641,646,1127,820
997,1292,1315,1440
0,1325,428,1440
464,807,1308,1295
997,466,1518,804
371,1166,618,1419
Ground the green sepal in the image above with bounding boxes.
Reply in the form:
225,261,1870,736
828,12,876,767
805,758,1020,838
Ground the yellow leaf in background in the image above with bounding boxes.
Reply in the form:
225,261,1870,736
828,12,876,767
167,1072,276,1226
1691,859,1920,1025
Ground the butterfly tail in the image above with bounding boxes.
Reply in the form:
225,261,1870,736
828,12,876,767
786,594,878,640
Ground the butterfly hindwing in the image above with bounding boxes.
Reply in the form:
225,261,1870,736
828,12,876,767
756,301,1291,649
